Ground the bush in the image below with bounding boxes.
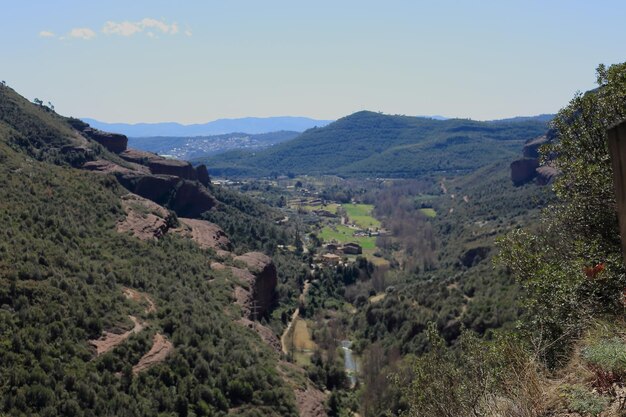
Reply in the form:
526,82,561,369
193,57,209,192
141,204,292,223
560,385,609,417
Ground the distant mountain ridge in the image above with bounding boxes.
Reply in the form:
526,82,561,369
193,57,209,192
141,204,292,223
128,131,300,160
198,111,550,178
82,116,333,137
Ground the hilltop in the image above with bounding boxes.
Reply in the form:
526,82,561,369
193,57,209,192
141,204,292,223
199,111,549,178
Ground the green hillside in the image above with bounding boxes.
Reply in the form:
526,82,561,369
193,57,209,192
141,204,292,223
200,111,549,178
0,85,298,417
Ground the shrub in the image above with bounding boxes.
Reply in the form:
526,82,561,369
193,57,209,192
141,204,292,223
560,385,609,417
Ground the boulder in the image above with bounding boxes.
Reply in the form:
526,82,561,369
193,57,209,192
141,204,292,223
510,158,539,186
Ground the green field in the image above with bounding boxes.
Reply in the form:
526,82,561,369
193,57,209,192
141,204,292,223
319,225,376,249
419,208,437,218
299,203,340,213
343,204,381,228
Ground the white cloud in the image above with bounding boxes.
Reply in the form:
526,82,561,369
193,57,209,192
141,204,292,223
102,18,181,37
185,29,193,37
69,28,96,40
39,30,55,38
103,21,141,36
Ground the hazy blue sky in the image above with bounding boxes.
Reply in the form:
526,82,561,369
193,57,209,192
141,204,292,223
2,1,624,123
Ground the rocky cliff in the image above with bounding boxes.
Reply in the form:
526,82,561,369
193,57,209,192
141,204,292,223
510,133,559,185
120,149,211,186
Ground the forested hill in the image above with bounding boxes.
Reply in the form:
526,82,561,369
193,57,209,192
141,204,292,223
199,111,550,178
0,84,302,416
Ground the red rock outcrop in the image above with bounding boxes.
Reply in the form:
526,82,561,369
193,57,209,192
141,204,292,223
117,194,176,240
120,149,210,186
83,127,128,153
221,253,277,318
510,158,540,186
522,135,549,158
175,218,231,251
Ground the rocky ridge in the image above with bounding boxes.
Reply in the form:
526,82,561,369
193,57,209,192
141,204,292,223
510,133,560,185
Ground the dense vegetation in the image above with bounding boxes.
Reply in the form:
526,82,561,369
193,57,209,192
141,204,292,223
0,84,298,417
390,62,626,417
199,111,549,178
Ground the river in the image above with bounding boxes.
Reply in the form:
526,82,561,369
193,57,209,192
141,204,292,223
341,340,358,387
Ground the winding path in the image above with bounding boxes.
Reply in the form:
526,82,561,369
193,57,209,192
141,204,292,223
280,280,311,355
89,287,173,373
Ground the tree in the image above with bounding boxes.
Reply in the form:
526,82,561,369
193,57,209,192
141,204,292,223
498,62,626,366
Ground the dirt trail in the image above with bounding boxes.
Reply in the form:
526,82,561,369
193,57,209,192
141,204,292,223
123,287,156,313
132,333,174,374
89,315,145,356
281,280,312,355
90,287,173,372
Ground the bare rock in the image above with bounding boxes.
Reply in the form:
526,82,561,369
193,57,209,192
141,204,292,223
83,127,127,153
523,135,549,158
117,194,175,240
228,253,278,319
168,180,217,217
510,158,540,186
196,164,211,186
174,218,231,251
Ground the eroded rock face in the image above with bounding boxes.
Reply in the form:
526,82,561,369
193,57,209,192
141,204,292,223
510,158,540,186
196,164,211,187
120,149,209,185
168,180,217,217
83,127,128,153
117,194,176,240
522,135,549,158
232,252,277,318
175,218,231,251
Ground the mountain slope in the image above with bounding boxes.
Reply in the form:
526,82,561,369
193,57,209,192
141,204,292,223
200,111,549,178
83,116,333,137
0,84,302,416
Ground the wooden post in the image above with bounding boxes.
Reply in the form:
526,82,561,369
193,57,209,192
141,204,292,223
607,122,626,266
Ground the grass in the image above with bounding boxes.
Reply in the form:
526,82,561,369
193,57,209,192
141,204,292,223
560,385,609,416
299,203,340,213
293,318,315,350
344,203,381,228
286,318,316,367
319,225,376,249
419,208,437,218
581,338,626,374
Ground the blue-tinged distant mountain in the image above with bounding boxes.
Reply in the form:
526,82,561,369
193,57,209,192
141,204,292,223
489,114,554,123
81,116,333,137
128,131,300,160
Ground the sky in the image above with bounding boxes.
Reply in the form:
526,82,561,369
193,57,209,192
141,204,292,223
1,0,625,124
